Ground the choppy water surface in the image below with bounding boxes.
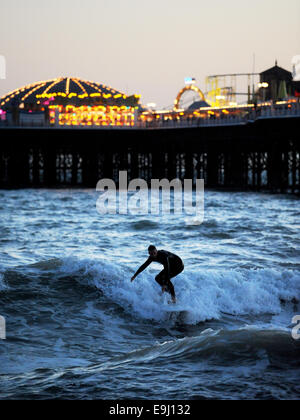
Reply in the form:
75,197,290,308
0,189,299,400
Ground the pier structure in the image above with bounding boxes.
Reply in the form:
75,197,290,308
0,71,299,193
0,111,299,194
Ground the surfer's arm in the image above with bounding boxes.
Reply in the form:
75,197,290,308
131,258,152,281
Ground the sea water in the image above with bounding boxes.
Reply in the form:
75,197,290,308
0,189,299,399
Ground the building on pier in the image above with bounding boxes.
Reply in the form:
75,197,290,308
0,77,141,126
259,61,300,101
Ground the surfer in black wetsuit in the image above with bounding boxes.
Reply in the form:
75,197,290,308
131,245,184,304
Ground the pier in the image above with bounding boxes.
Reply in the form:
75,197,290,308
0,112,299,193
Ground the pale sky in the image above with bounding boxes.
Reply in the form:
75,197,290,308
0,0,299,107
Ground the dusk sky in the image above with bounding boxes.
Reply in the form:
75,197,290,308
0,0,299,107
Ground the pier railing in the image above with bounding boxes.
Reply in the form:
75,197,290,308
0,101,299,129
138,102,300,129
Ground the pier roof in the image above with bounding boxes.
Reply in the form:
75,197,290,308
0,77,140,109
260,64,292,80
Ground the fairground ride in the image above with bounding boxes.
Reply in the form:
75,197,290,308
205,73,260,107
173,84,206,111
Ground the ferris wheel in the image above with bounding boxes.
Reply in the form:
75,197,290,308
174,84,206,111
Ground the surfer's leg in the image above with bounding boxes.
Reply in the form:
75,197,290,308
166,263,183,303
155,270,166,290
155,270,176,302
165,280,176,302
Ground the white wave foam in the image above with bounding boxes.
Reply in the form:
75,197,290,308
57,257,300,325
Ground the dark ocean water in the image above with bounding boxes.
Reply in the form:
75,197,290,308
0,189,299,400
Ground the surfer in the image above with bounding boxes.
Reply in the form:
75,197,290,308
131,245,184,304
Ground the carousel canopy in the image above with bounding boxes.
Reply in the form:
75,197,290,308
0,77,140,109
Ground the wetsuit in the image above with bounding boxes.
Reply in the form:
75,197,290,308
134,250,184,300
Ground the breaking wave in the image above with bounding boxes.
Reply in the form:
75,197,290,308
2,256,299,325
